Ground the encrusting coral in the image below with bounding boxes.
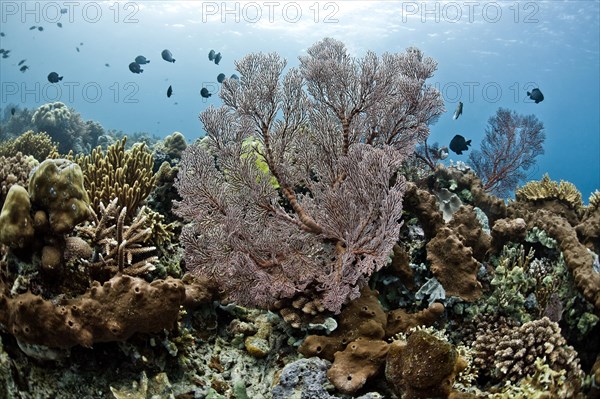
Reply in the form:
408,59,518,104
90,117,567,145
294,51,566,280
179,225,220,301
77,137,156,222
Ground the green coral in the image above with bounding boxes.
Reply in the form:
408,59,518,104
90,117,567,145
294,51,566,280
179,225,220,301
241,136,279,189
474,244,536,323
525,227,558,249
28,158,91,234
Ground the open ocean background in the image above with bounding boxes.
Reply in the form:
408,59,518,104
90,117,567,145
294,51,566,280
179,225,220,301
0,0,598,199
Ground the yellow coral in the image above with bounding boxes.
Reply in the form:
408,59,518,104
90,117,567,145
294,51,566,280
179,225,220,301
516,174,583,210
76,137,156,221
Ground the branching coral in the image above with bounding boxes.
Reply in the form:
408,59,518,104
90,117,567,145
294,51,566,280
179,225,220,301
77,137,156,222
77,198,158,278
516,174,583,211
473,317,582,385
174,38,444,314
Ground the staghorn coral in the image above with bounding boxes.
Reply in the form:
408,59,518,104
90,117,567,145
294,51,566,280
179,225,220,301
473,317,582,385
77,198,158,279
175,38,444,314
468,107,545,198
77,137,156,222
0,130,58,160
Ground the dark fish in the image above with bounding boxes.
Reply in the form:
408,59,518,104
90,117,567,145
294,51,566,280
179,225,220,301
135,55,150,64
19,65,29,72
38,26,43,31
527,88,544,104
453,101,463,120
0,49,4,54
208,49,215,61
18,59,26,66
161,49,175,63
0,32,4,37
76,47,80,52
230,74,239,80
57,22,62,28
1,53,8,59
167,85,173,98
11,108,15,115
29,26,36,30
449,134,471,155
105,63,110,67
214,52,222,65
174,102,178,105
128,62,143,74
217,73,226,83
61,8,67,14
200,88,212,98
80,42,83,45
47,72,63,83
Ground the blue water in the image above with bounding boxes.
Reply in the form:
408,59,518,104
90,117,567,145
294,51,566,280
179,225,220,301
0,1,598,199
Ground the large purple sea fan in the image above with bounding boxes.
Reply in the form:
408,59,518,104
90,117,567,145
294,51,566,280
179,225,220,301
174,38,444,313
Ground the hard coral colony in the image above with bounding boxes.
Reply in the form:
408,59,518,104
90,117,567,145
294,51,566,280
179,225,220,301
0,38,598,399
